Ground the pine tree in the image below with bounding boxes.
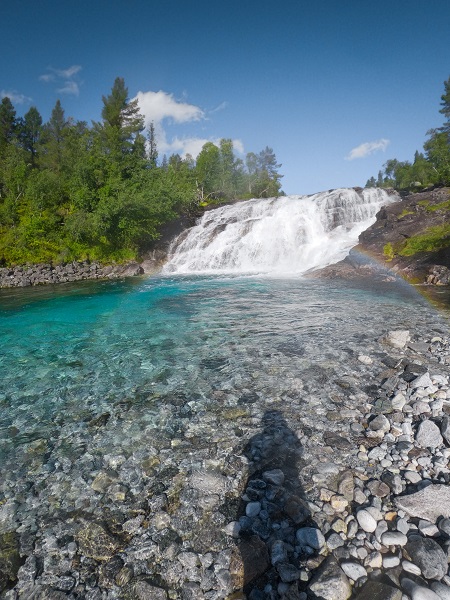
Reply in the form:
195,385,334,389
0,97,16,155
439,76,450,135
18,107,43,167
147,121,158,167
98,77,144,162
41,99,68,172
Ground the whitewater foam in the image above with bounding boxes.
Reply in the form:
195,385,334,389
164,188,398,275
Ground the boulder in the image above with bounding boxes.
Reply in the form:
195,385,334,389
405,536,447,580
308,555,352,600
395,485,450,521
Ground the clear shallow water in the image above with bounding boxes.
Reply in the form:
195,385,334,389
0,274,447,471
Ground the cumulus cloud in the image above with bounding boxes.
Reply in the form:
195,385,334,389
346,138,390,160
39,65,82,96
134,90,204,126
133,89,240,159
159,134,244,159
0,89,32,104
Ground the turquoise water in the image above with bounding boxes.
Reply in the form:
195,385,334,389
0,275,446,466
0,273,448,532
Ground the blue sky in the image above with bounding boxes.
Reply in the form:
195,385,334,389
2,0,450,195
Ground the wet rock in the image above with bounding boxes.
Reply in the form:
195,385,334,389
76,522,120,561
395,485,450,521
123,580,168,599
308,555,352,600
405,536,448,580
0,532,21,593
384,330,410,349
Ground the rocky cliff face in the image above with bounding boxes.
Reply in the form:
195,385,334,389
316,187,450,286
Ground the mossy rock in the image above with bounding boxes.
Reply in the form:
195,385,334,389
76,522,121,561
0,531,21,593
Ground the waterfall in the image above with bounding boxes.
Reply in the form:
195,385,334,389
163,188,398,275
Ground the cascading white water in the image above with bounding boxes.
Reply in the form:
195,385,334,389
163,188,398,275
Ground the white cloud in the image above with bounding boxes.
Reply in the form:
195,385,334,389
39,65,82,96
53,65,82,79
346,138,390,160
209,101,228,114
0,89,32,104
134,89,241,160
57,81,80,96
134,90,204,126
159,134,244,159
38,73,55,83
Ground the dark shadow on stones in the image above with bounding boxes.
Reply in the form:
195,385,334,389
231,409,322,599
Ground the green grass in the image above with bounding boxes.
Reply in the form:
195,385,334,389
425,198,450,212
398,209,414,219
398,223,450,256
383,242,395,261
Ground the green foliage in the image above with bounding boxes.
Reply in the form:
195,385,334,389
365,76,450,191
0,78,283,267
383,242,395,261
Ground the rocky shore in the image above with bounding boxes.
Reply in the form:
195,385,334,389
1,325,450,599
0,259,165,289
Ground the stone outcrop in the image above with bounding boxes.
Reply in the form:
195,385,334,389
315,186,450,286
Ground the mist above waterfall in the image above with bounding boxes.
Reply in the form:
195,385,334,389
164,188,398,275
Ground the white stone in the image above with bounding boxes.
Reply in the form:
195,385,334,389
416,420,444,449
223,521,241,537
383,554,400,568
381,531,408,546
402,560,422,575
392,393,407,410
412,372,433,389
356,509,377,533
340,561,367,581
364,551,382,568
358,355,373,365
404,470,422,484
384,330,409,349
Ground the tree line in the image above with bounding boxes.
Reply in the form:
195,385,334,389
0,77,283,266
366,76,450,190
